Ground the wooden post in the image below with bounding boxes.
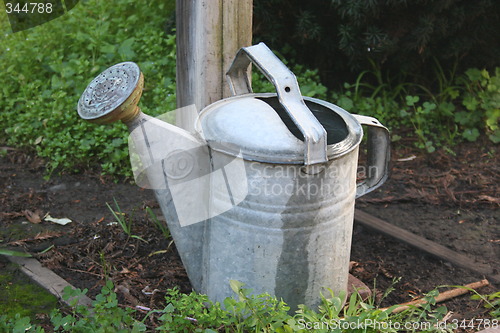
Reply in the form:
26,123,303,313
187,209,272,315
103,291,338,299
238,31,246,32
176,0,253,132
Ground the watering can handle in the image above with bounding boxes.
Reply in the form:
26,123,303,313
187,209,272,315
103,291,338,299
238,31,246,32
226,42,328,165
353,115,391,198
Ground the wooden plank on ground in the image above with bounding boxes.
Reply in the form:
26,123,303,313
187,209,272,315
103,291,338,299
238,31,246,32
354,209,499,284
4,255,93,307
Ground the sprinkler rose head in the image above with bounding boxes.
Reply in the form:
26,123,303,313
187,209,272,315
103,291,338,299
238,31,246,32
77,62,144,124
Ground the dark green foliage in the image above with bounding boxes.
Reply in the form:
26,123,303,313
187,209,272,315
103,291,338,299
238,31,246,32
253,0,500,89
332,66,499,151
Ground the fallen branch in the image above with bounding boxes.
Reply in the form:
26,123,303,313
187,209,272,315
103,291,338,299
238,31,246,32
381,279,490,314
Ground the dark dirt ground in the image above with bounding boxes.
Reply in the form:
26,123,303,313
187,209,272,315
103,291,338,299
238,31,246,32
0,138,498,331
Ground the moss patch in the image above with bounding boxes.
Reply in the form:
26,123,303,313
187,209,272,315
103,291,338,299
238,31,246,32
0,257,58,320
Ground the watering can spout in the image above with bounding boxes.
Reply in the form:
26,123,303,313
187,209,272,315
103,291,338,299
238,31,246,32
77,62,210,194
77,62,210,291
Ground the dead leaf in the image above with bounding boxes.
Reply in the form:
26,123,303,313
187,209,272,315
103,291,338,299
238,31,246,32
120,267,131,274
23,209,43,224
34,230,63,241
115,283,140,306
8,230,62,246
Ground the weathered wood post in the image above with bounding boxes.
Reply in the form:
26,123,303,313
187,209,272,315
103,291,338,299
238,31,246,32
176,0,253,131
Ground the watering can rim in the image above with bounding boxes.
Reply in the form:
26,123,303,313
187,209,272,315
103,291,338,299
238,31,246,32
195,93,364,165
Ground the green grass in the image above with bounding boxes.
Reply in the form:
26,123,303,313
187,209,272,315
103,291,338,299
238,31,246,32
106,198,147,242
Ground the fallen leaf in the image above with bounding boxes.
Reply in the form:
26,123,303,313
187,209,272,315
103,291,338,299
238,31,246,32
34,231,63,240
7,231,62,246
120,267,131,274
23,209,43,224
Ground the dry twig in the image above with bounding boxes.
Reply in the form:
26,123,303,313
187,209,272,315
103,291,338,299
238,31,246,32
381,279,490,314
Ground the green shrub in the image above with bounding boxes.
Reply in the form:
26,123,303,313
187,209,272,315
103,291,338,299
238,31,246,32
0,0,176,177
253,0,500,89
456,68,500,143
330,65,499,152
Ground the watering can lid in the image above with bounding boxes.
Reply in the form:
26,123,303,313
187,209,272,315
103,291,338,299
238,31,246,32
196,93,362,164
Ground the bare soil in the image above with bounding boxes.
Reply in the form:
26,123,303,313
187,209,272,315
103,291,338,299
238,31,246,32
0,139,498,330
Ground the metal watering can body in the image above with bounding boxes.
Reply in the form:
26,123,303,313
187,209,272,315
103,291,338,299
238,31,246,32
77,43,390,309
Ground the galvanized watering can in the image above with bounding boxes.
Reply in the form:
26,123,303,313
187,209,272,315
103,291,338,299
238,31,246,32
77,43,390,309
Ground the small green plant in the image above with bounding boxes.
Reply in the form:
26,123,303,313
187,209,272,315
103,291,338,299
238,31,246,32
401,95,439,153
224,280,292,332
106,198,147,242
155,287,230,332
471,290,500,318
50,281,147,332
99,251,111,280
146,206,170,239
410,289,449,330
455,68,500,143
0,314,45,333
